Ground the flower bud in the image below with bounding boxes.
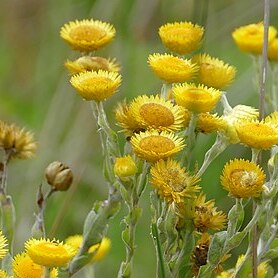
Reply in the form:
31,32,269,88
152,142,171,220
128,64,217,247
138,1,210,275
45,161,73,191
114,156,137,179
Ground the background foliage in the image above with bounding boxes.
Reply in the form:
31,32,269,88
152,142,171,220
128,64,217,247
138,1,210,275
0,0,278,276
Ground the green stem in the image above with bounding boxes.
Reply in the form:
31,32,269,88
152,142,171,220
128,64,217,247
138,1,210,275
270,64,278,111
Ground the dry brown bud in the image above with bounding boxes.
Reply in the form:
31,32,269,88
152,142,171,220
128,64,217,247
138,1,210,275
45,161,73,191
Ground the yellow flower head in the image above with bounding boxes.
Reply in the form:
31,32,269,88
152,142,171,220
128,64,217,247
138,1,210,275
173,83,222,113
193,193,227,232
0,231,8,260
13,252,43,278
129,95,186,132
114,101,142,136
65,56,120,75
0,121,37,160
236,119,278,150
0,270,11,278
192,54,236,89
150,159,200,203
25,238,75,268
65,235,111,262
148,53,198,83
60,19,115,52
232,22,277,55
158,21,204,55
70,70,122,101
114,155,138,179
221,159,266,198
222,105,259,143
191,233,210,276
130,130,185,162
236,255,268,278
196,113,227,134
268,38,278,61
264,111,278,127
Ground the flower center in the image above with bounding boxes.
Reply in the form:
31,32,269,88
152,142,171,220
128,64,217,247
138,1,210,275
139,103,174,127
166,27,190,39
139,136,175,153
70,25,106,42
230,169,257,187
163,168,185,191
186,88,211,100
36,242,68,256
82,76,112,88
161,57,189,70
245,123,276,136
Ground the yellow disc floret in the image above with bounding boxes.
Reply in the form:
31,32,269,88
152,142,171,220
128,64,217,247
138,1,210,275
159,21,204,55
173,83,222,113
221,159,266,198
192,54,236,89
70,70,122,101
148,53,198,83
130,130,185,162
25,238,75,268
232,22,277,55
60,19,115,52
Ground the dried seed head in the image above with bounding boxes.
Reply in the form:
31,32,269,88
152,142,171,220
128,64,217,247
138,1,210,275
45,161,73,191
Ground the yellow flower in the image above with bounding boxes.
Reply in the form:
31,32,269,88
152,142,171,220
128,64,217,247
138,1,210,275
193,193,227,232
25,238,75,268
129,95,186,132
114,155,138,179
148,53,198,83
196,113,227,134
0,270,11,278
221,159,266,198
0,121,37,159
222,105,259,143
60,19,115,52
173,83,222,113
150,159,200,203
0,231,8,260
114,101,142,136
65,56,120,75
236,119,278,150
192,54,236,89
268,38,278,61
130,130,185,162
235,255,268,278
264,111,278,127
70,70,122,101
232,22,277,55
158,21,204,55
65,235,111,262
13,252,44,278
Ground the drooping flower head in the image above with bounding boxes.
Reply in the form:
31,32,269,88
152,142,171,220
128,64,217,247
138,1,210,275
65,235,111,262
12,253,58,278
60,19,115,52
191,54,236,89
173,83,222,113
158,21,204,55
221,159,266,198
196,113,227,134
148,53,198,83
130,130,185,162
114,155,138,179
236,119,278,150
65,56,120,75
25,238,75,268
150,159,200,203
193,193,227,232
222,105,259,144
70,70,122,101
232,22,277,55
0,121,37,160
129,95,186,132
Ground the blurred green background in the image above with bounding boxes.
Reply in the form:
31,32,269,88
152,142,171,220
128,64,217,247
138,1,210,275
0,0,278,276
